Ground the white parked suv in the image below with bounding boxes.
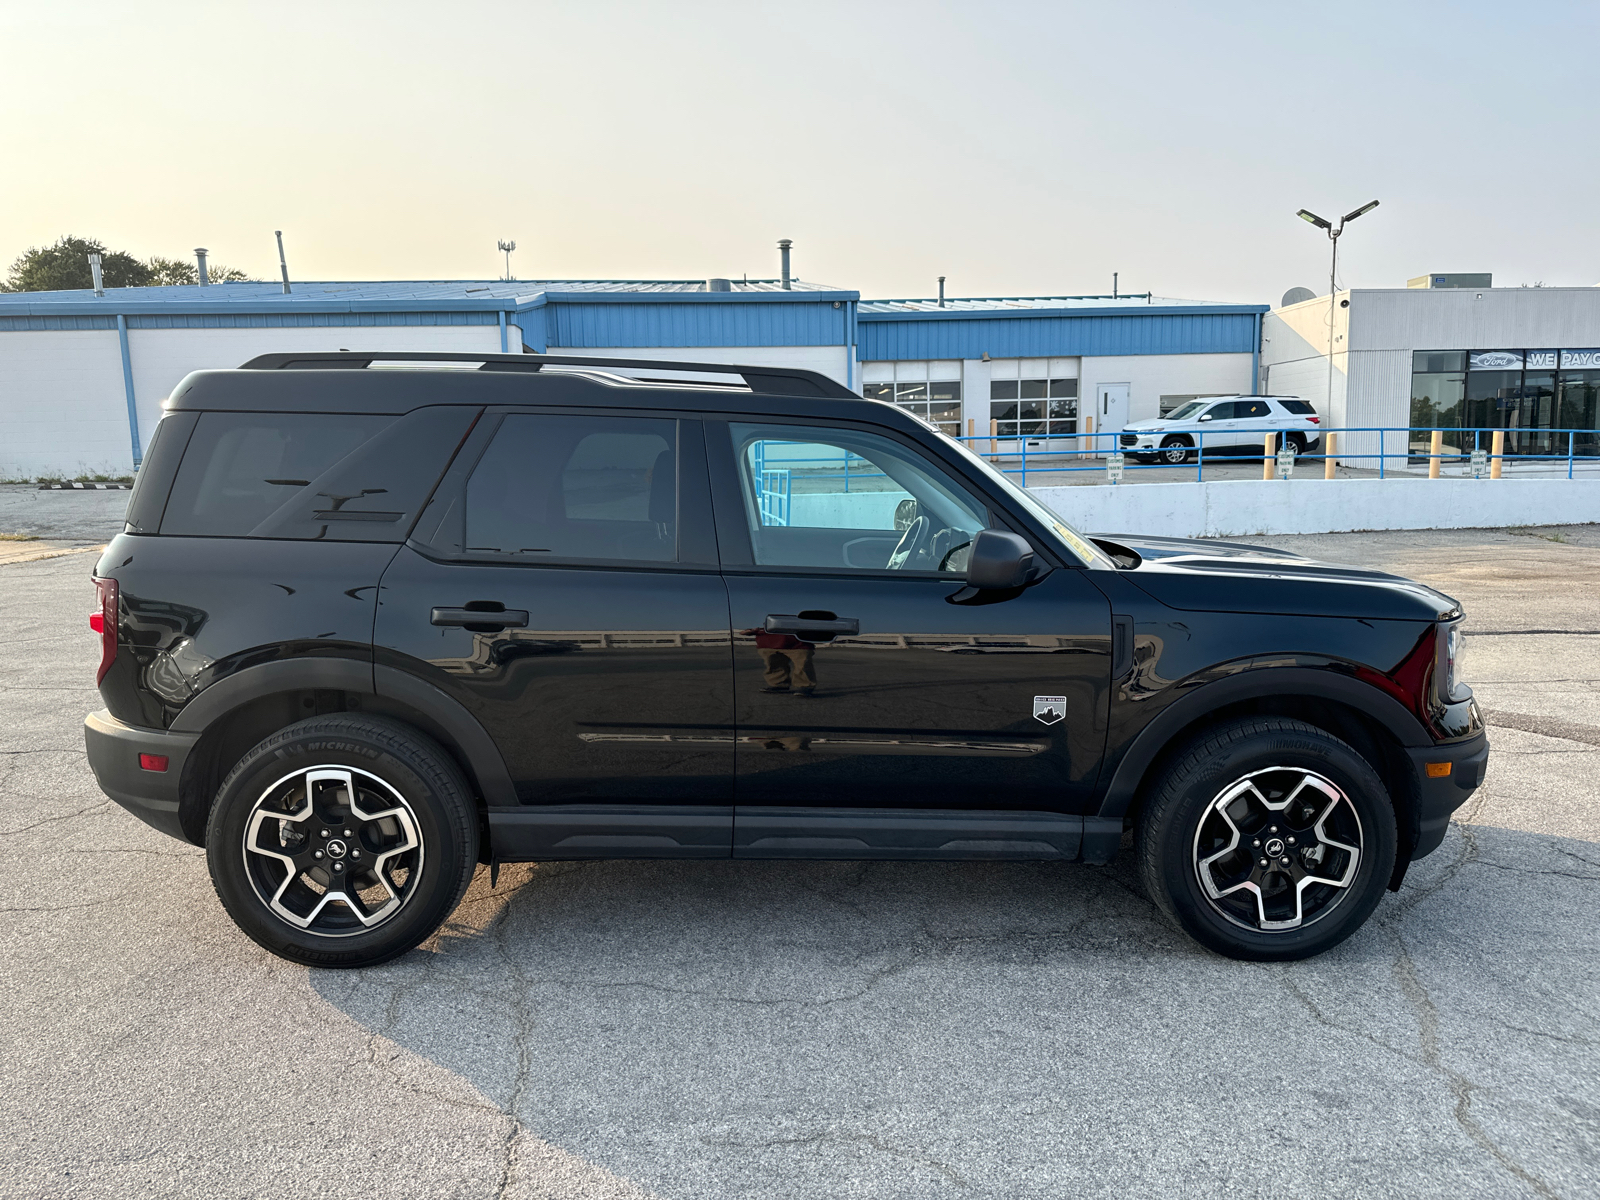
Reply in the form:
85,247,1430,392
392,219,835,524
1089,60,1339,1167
1119,396,1321,464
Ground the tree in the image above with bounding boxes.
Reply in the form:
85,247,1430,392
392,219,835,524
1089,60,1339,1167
146,256,254,285
3,237,257,291
4,235,152,291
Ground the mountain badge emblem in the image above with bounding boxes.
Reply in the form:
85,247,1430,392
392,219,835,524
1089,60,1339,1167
1033,696,1067,725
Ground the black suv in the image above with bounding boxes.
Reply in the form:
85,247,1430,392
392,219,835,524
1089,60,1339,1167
83,352,1488,967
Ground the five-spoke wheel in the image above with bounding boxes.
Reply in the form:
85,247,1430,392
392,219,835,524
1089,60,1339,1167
207,715,478,968
1191,767,1362,932
1137,717,1395,961
242,765,425,936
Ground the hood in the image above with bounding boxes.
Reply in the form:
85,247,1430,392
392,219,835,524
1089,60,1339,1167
1121,419,1168,433
1090,533,1460,622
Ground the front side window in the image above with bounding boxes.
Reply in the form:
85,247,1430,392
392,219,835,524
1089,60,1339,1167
729,422,987,573
463,414,677,561
1202,402,1237,421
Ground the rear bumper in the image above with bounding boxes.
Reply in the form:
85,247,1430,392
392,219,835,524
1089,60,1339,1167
1406,731,1490,860
83,709,199,844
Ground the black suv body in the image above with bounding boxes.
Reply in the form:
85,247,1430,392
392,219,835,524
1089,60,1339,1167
84,352,1488,966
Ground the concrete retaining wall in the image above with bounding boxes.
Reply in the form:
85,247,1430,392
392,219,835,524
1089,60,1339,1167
1031,477,1600,538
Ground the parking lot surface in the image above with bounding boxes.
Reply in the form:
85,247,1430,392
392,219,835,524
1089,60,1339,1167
3,513,1597,1199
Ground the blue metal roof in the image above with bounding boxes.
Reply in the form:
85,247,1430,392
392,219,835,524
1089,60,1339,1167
857,295,1267,360
0,279,1266,359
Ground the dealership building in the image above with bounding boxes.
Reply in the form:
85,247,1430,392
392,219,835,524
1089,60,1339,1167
4,265,1596,478
0,276,1265,477
1261,279,1600,462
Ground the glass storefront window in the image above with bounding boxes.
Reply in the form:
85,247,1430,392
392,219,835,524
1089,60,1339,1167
1558,371,1600,456
865,379,961,436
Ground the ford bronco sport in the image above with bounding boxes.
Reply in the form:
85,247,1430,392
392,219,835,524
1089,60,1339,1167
83,352,1487,967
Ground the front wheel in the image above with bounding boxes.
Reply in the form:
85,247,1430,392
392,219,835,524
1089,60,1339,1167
1135,717,1396,961
1159,438,1192,465
206,715,479,968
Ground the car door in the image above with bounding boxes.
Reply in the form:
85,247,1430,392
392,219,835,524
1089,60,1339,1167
1196,400,1239,451
706,417,1112,850
1233,398,1273,453
375,409,734,857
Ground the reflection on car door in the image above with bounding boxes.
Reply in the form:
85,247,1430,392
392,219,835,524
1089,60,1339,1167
707,419,1113,826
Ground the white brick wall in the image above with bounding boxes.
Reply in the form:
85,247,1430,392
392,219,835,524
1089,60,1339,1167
0,331,134,478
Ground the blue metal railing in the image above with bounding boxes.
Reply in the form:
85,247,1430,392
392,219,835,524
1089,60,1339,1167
954,425,1600,485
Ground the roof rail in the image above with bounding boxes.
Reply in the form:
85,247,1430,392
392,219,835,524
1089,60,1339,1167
235,350,856,399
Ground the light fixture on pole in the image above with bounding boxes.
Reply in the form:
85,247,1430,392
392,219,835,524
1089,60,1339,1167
497,240,517,282
1296,200,1378,422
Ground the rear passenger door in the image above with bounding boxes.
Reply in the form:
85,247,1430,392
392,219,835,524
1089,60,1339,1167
375,409,734,854
1232,398,1273,453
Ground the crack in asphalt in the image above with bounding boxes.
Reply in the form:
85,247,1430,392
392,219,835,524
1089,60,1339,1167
1390,931,1563,1200
0,798,112,836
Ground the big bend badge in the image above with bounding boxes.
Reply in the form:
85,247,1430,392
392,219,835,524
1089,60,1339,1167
1033,696,1067,725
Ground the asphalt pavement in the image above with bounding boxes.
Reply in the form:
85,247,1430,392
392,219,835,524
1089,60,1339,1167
2,509,1597,1198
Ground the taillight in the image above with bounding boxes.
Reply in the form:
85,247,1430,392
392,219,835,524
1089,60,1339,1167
92,576,118,685
1307,416,1321,424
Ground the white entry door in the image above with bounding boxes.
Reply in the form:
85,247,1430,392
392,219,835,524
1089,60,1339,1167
1095,383,1130,454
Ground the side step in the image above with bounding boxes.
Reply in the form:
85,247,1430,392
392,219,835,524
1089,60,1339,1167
733,807,1082,861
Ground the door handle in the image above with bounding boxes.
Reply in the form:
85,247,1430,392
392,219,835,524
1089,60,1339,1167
430,606,529,629
764,613,859,639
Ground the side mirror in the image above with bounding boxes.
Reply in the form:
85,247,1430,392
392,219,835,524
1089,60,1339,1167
1199,413,1213,422
965,529,1035,590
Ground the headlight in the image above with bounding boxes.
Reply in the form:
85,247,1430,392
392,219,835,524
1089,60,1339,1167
1442,623,1468,701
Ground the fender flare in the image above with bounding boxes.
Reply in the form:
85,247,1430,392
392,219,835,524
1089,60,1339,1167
1096,666,1431,822
169,657,516,807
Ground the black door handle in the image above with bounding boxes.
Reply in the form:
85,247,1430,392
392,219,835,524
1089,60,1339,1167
431,606,529,629
764,613,859,639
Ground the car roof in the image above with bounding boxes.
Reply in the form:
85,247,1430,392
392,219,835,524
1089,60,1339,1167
166,351,926,432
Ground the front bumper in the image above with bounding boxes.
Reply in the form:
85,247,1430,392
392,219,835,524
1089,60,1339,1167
1405,730,1489,860
83,709,199,844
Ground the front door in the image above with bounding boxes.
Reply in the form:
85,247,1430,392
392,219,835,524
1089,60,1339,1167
1096,383,1130,453
376,410,734,855
707,418,1112,824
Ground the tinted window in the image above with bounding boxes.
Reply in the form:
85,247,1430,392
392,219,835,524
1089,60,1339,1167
1203,402,1236,420
162,412,392,536
1277,399,1316,414
1237,400,1271,419
464,414,676,561
730,422,986,573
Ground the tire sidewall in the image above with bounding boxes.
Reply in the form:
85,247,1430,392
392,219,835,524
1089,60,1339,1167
206,719,475,967
1146,723,1397,961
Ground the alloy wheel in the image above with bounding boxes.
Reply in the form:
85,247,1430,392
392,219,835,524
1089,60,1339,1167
1191,766,1362,931
241,765,425,936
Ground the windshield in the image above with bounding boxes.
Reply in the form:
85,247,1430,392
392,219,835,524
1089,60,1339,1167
942,436,1114,569
1165,400,1208,421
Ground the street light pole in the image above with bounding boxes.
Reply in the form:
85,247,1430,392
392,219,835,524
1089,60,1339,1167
1296,201,1379,433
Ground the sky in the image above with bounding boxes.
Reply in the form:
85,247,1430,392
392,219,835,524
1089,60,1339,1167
2,0,1595,304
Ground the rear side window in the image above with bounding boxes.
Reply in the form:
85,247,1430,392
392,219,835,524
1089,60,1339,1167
463,414,677,562
1236,400,1271,419
160,407,479,540
1277,399,1316,415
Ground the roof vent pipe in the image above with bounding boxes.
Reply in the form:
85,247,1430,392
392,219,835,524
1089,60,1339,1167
275,231,292,294
195,248,210,286
88,253,104,297
938,276,945,307
1113,272,1118,299
778,239,792,290
706,277,732,292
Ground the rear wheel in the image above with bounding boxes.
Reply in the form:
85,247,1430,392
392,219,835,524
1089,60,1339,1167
1136,717,1396,961
205,715,478,968
1159,437,1192,464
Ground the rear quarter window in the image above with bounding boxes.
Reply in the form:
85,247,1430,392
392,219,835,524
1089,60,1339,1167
159,407,479,540
1277,399,1317,415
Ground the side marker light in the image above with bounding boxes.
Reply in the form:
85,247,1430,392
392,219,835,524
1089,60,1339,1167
139,754,169,772
1425,762,1452,778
